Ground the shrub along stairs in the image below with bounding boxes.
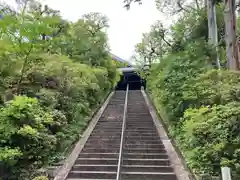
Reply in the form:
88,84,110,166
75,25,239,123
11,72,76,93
56,88,182,180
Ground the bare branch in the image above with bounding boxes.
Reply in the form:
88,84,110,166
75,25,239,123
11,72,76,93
123,0,142,9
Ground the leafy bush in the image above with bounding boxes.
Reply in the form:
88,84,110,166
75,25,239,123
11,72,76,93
148,52,240,178
146,23,240,177
183,70,240,108
0,96,56,178
0,53,118,179
148,40,211,125
181,102,240,175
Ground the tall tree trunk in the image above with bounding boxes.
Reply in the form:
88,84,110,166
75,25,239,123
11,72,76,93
208,0,221,68
224,0,239,70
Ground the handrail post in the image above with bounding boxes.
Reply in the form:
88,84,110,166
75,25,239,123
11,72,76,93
116,84,129,180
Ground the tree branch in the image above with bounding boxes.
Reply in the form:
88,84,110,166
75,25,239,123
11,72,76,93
16,43,34,94
195,0,200,9
177,1,191,13
123,0,142,10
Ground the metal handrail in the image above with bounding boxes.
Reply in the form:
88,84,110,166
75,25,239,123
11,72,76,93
116,84,129,180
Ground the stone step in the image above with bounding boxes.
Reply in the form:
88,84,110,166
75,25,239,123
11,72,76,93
93,128,122,131
84,143,120,148
85,140,121,144
87,138,121,142
93,126,122,129
124,148,166,153
90,132,122,135
79,153,119,158
124,140,162,144
122,165,174,172
67,171,116,179
92,130,122,133
86,139,121,142
122,158,170,166
125,130,158,133
90,134,121,136
124,136,160,140
125,124,155,126
126,118,154,120
89,135,121,139
125,133,159,136
125,128,157,130
123,153,168,159
121,172,177,180
124,144,165,149
72,164,117,172
75,158,118,165
97,120,122,123
126,127,156,129
127,113,150,115
83,145,120,149
81,148,119,153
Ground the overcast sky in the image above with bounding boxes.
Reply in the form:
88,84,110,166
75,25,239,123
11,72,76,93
3,0,165,61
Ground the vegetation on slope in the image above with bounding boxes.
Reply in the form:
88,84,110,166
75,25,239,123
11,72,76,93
132,1,240,179
0,1,120,179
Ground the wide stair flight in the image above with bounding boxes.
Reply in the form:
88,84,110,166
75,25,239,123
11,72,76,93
64,87,178,180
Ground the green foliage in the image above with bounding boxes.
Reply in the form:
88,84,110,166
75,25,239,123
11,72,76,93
0,0,119,179
113,60,129,68
143,2,240,179
170,5,225,54
53,13,110,67
133,5,225,68
32,176,48,180
148,40,211,124
0,147,22,166
175,70,240,176
183,70,240,107
181,101,240,175
0,96,56,178
149,51,240,178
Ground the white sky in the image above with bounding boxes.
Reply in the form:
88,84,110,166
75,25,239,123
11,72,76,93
3,0,165,61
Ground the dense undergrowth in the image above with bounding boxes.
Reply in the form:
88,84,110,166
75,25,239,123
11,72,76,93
134,3,240,179
0,1,120,179
148,52,240,178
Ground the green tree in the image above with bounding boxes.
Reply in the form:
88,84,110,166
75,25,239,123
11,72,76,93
0,1,119,179
54,12,110,66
